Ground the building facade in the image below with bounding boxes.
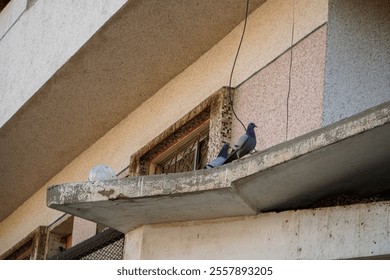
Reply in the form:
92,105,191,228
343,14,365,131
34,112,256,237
0,0,389,259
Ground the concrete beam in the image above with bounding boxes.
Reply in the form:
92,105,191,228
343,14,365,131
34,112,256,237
47,102,390,233
128,201,390,259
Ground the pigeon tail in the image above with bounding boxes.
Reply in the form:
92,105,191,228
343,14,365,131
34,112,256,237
204,143,229,169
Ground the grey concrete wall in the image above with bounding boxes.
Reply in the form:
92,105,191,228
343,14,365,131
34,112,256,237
323,0,390,125
124,202,390,260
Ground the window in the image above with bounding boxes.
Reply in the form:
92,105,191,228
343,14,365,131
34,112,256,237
151,122,209,174
129,87,234,177
1,226,47,260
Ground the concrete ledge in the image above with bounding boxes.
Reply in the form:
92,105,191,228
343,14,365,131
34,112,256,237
47,102,390,233
126,201,390,259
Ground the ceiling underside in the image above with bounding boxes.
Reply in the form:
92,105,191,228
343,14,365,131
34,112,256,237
0,0,267,222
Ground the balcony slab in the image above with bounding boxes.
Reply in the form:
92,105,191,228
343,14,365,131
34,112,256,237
47,102,390,233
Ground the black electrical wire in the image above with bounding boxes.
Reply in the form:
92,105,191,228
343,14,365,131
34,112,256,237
116,165,130,177
228,0,250,132
286,0,295,141
48,213,67,228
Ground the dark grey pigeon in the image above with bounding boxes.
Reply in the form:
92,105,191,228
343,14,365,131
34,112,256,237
205,143,230,169
224,122,257,164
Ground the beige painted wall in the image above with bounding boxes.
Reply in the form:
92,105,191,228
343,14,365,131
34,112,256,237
124,201,390,260
0,0,328,256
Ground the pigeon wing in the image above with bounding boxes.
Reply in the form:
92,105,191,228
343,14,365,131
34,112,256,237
224,134,249,164
233,133,249,151
237,135,256,159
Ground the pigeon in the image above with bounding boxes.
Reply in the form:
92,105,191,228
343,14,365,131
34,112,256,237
224,122,257,164
205,143,230,169
88,164,117,181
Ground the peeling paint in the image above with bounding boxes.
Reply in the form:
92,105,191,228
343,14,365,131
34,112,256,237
98,189,115,198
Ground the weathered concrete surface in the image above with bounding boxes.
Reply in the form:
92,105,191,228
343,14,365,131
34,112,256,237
47,173,257,232
47,101,390,233
125,201,390,259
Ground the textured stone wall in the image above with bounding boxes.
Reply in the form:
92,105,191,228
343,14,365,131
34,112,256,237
232,25,327,151
207,87,233,163
323,0,390,125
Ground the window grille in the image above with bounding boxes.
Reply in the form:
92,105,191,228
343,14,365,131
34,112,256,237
129,88,234,177
48,228,124,260
153,127,209,174
80,238,124,260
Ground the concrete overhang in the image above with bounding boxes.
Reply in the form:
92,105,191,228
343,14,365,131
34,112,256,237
0,0,266,222
47,102,390,233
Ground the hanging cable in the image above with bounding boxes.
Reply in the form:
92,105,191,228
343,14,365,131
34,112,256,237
285,0,295,141
116,164,130,177
228,0,250,132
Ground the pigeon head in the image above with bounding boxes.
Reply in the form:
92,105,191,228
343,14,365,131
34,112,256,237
246,122,257,135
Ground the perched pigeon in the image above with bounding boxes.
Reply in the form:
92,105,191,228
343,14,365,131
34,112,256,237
205,143,230,169
88,164,117,181
224,122,257,164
